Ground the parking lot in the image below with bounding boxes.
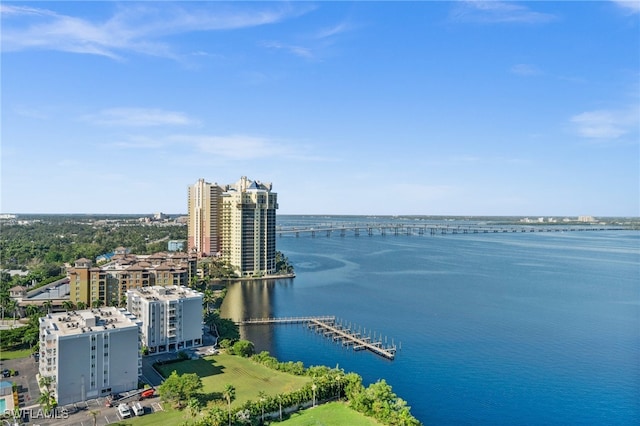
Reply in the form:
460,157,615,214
6,394,163,426
0,353,41,409
0,341,227,425
0,354,163,426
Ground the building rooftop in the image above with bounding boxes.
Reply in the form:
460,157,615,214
40,307,139,337
127,285,202,303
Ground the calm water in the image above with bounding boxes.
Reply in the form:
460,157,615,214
221,217,640,425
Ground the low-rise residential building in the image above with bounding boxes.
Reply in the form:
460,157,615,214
67,249,197,307
126,285,203,354
39,307,141,405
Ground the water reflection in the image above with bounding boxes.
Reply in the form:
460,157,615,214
220,278,295,353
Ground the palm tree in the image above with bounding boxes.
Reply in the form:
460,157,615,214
22,326,39,349
62,300,75,312
203,289,215,313
91,299,104,308
77,301,87,310
42,300,53,314
25,304,41,318
187,397,202,419
88,409,99,426
222,384,235,426
38,389,56,412
4,299,18,322
258,390,267,425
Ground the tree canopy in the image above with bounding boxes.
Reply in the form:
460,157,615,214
157,370,203,408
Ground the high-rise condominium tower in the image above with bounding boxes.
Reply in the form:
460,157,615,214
187,179,223,256
221,176,278,276
188,176,278,276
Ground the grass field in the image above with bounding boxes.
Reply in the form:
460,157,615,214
155,354,310,407
0,347,32,360
115,402,380,426
279,402,381,426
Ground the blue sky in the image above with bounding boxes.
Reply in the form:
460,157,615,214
1,1,639,216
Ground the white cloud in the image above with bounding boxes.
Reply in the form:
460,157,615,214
610,0,640,14
315,22,351,39
84,108,199,127
0,3,310,59
260,40,315,59
510,63,542,76
570,106,639,139
450,1,558,24
168,134,291,159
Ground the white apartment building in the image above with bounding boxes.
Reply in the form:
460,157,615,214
126,285,203,354
39,307,141,405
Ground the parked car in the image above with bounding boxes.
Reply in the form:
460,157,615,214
118,403,132,419
2,369,10,378
132,402,144,416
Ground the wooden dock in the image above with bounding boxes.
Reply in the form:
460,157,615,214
238,315,336,325
238,316,398,360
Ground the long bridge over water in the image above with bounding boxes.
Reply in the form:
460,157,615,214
276,223,622,237
238,316,398,360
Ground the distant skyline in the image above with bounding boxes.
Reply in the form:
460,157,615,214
1,1,639,216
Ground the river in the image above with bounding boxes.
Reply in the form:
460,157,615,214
221,216,639,425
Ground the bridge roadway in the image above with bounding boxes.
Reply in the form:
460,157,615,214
276,223,621,237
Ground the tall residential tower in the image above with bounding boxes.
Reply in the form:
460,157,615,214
187,179,223,256
222,176,278,276
188,176,278,276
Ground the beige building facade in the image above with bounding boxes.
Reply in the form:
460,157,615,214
67,249,197,307
221,176,278,276
188,176,278,277
187,178,223,256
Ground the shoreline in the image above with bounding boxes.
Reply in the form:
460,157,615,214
208,272,295,284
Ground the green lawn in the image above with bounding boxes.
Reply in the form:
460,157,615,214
155,354,310,407
280,402,381,426
0,347,32,360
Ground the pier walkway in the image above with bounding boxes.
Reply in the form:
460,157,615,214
238,316,336,325
237,316,398,360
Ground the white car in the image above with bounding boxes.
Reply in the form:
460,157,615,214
118,403,132,418
132,402,144,416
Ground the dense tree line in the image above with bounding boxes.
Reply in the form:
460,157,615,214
0,220,186,270
0,219,187,318
159,348,420,426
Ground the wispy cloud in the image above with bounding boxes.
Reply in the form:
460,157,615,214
450,1,558,24
510,63,542,76
84,108,199,127
171,134,291,159
315,22,352,39
0,3,309,59
570,106,639,139
261,19,355,60
260,40,314,59
13,105,50,119
610,0,640,14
